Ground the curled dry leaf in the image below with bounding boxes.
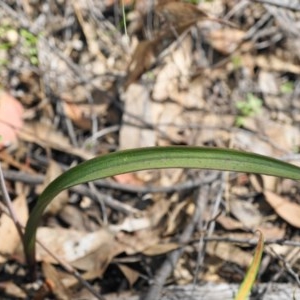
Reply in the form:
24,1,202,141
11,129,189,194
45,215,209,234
264,191,300,228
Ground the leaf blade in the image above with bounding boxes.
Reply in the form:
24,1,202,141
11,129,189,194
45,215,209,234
235,231,264,300
23,146,300,268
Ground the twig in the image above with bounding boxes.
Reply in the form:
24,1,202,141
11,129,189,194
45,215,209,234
200,236,300,247
88,182,108,225
143,183,208,300
56,99,79,148
207,174,225,236
82,125,120,149
192,184,211,291
72,185,141,215
3,168,220,194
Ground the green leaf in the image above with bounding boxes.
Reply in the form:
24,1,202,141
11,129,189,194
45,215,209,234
23,146,300,271
235,231,264,300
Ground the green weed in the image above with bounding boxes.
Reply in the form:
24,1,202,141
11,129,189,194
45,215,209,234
235,93,263,126
20,28,39,65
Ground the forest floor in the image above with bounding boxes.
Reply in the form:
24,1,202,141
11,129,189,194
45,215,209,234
1,0,300,299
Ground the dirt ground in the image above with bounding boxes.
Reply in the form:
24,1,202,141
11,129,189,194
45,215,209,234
1,0,300,299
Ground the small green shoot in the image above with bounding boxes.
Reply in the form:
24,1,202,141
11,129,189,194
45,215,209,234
0,42,13,50
0,59,9,67
0,25,15,68
235,93,263,126
235,231,264,300
280,81,294,94
231,55,242,69
121,0,128,40
183,0,200,4
20,28,39,65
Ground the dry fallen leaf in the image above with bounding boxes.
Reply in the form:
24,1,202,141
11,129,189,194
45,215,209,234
71,242,115,274
243,54,300,74
264,191,300,228
205,28,249,55
19,121,94,160
116,229,160,255
0,90,24,149
153,35,192,102
62,101,92,130
0,281,27,299
119,83,156,150
257,223,285,240
42,262,72,300
36,227,116,264
216,214,244,231
113,173,144,186
110,216,153,232
0,195,28,263
36,160,69,215
124,40,157,89
206,241,252,268
229,198,263,228
118,264,140,287
165,199,189,236
142,242,180,256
